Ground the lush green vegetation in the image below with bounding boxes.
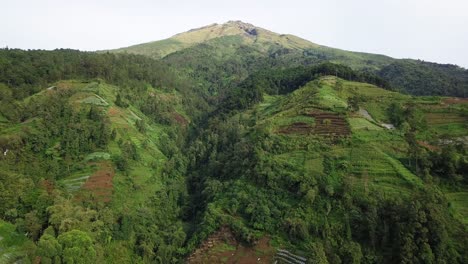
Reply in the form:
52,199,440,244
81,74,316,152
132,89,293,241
0,22,467,264
379,60,468,97
183,76,467,262
113,21,468,98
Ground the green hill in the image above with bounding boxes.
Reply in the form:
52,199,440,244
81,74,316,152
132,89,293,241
184,76,467,263
0,34,467,263
111,21,321,58
109,20,468,97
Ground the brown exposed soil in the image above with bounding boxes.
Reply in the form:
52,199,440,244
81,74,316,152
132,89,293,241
278,122,312,134
278,111,351,137
187,227,275,264
108,106,123,117
442,97,468,105
417,141,440,152
81,161,114,203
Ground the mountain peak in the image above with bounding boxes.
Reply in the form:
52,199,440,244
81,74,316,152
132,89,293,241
112,21,319,58
171,20,261,43
224,20,256,28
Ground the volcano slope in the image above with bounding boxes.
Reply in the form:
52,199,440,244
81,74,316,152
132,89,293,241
112,20,468,97
0,34,467,263
184,75,468,263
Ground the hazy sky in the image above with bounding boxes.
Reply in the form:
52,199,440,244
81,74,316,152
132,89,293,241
2,0,467,67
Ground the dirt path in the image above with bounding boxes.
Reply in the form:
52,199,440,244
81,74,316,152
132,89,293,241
358,108,374,122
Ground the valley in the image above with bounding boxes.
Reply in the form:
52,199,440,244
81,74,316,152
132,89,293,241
0,21,467,263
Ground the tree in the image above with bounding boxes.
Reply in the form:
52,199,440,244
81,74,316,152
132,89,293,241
308,242,329,264
115,93,128,108
135,119,146,134
347,95,360,112
388,102,405,127
37,234,62,264
58,230,96,264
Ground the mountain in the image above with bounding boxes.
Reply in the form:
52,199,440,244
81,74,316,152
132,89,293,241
110,20,468,97
111,20,393,69
111,20,320,58
0,22,467,263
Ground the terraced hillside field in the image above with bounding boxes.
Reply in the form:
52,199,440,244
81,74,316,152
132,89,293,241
278,111,350,137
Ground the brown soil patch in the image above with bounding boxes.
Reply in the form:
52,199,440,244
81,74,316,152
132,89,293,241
442,97,468,105
417,140,440,152
81,161,114,203
278,122,313,134
108,106,123,117
187,227,274,264
278,111,350,137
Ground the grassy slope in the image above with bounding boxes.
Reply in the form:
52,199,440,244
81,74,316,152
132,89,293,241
0,220,33,264
109,21,394,70
111,21,316,58
110,21,468,101
0,80,189,260
49,80,183,210
251,77,421,195
242,76,467,233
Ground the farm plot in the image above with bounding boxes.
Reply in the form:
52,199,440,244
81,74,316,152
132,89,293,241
424,112,468,137
62,174,90,191
81,161,115,203
446,192,468,226
307,111,351,136
347,145,421,195
425,113,466,125
278,111,350,137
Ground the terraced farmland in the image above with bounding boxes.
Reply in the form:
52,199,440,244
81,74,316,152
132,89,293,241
425,113,466,125
348,145,422,195
278,111,350,137
81,161,115,203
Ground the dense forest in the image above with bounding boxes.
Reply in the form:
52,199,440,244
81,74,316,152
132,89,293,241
379,60,468,97
0,45,467,264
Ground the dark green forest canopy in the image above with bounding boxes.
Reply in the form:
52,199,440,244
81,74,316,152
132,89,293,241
0,47,467,264
155,38,468,98
379,60,468,97
0,48,198,99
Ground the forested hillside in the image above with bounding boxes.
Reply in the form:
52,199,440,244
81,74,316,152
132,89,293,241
0,23,467,264
112,21,468,98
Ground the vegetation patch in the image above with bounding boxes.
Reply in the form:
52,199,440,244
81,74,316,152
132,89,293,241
447,192,468,225
187,227,274,264
0,220,31,263
348,117,382,131
80,95,109,106
84,152,111,162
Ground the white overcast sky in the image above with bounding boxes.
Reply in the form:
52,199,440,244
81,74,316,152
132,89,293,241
1,0,467,67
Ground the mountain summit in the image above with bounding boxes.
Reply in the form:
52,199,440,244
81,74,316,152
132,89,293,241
109,21,468,97
111,20,319,59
